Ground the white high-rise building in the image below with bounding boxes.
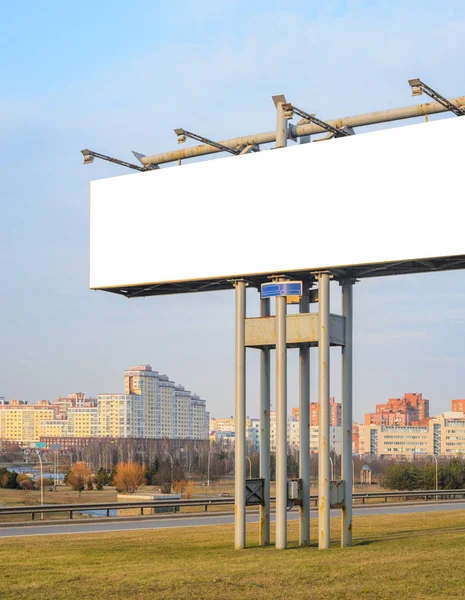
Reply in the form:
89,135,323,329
159,375,176,438
190,394,209,440
122,365,209,440
269,411,342,454
97,394,143,438
270,411,300,451
175,385,192,439
124,365,160,438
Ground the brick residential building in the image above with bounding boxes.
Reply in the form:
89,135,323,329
365,392,429,427
292,397,341,427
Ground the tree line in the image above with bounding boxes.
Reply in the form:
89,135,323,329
382,457,465,491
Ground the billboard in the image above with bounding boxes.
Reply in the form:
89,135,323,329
89,116,465,295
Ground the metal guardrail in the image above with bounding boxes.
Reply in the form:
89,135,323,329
1,489,465,522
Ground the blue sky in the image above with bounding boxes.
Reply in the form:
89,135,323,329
1,1,465,421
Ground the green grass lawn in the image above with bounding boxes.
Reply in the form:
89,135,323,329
2,510,465,599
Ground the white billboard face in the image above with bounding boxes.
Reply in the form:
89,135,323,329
90,116,465,291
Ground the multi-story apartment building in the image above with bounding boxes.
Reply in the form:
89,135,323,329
359,423,430,457
0,405,55,442
430,413,465,456
359,411,465,458
451,400,465,413
175,385,192,439
310,426,342,455
190,394,209,440
40,419,68,438
122,365,209,440
0,366,209,444
67,407,98,437
209,416,257,449
365,392,430,427
270,411,342,454
292,397,342,427
209,416,240,434
158,375,176,438
97,394,143,438
124,365,160,438
352,422,360,454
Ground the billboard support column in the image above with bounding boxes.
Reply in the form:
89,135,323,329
234,280,247,549
273,94,288,149
299,290,310,546
341,279,354,547
318,272,331,549
275,292,288,549
259,295,271,546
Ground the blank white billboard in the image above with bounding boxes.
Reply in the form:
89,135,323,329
90,116,465,291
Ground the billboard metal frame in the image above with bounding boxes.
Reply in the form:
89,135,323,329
86,83,465,552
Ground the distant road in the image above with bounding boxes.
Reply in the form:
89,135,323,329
2,501,465,538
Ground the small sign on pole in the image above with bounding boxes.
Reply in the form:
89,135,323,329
261,281,303,299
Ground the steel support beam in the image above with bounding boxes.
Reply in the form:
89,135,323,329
275,294,288,549
299,292,310,546
140,97,465,167
318,273,331,549
341,280,354,547
234,280,246,549
259,296,271,546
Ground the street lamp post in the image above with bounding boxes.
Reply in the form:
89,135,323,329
35,450,44,520
430,454,438,496
54,450,58,492
164,451,174,493
246,456,252,479
329,456,334,481
207,450,211,488
352,459,355,493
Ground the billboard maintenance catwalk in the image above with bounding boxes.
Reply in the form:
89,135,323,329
86,79,465,550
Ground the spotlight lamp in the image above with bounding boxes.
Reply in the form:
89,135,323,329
408,78,423,97
174,128,187,144
81,149,95,165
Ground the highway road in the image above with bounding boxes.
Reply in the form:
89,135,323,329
1,501,465,538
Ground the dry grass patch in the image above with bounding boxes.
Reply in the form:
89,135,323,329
2,510,465,599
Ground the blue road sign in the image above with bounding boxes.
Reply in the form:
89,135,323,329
261,281,303,299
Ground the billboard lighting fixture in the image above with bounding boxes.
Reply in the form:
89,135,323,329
283,104,352,138
173,128,240,155
80,149,158,172
174,128,187,144
408,78,465,117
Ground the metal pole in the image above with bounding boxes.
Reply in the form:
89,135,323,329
318,272,331,549
234,280,247,549
341,279,354,547
164,451,174,492
299,292,310,546
36,451,44,520
140,97,465,167
431,454,438,497
207,450,211,487
259,296,271,546
246,456,252,479
275,293,288,549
